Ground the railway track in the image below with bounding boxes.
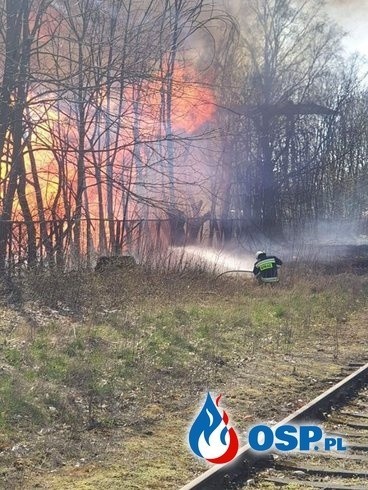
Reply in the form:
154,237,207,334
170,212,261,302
251,385,368,489
181,361,368,490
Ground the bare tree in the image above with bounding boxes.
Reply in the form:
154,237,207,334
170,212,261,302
214,0,344,235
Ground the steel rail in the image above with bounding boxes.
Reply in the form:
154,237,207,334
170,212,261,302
180,362,368,490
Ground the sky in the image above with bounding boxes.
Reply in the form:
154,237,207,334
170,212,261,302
221,1,368,58
325,0,368,57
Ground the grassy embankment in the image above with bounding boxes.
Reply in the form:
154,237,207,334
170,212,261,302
0,264,367,489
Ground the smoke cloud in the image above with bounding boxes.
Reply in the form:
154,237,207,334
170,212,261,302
324,0,368,56
213,1,368,57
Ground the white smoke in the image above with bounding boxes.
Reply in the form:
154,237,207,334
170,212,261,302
321,0,368,56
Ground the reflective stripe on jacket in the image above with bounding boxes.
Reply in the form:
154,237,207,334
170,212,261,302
253,255,282,280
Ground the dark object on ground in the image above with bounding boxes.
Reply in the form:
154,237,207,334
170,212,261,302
95,255,137,273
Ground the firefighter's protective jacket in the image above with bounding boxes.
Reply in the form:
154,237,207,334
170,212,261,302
253,255,282,283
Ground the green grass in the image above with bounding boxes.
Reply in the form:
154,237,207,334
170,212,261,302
0,373,46,430
3,347,22,367
0,268,367,488
0,270,365,433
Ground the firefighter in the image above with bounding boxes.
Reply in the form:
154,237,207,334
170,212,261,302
253,251,282,283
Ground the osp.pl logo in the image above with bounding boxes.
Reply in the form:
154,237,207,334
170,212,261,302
188,393,239,464
188,392,347,465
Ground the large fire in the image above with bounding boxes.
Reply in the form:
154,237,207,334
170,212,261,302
2,66,216,228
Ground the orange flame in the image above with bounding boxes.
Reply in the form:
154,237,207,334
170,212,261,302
1,65,216,226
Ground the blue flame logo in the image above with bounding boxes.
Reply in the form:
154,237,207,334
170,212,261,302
188,393,239,464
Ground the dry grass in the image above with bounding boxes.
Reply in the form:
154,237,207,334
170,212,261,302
0,265,367,489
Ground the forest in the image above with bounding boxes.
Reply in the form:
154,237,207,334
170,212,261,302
0,0,367,269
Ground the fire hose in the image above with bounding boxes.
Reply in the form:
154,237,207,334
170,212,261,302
215,269,253,280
